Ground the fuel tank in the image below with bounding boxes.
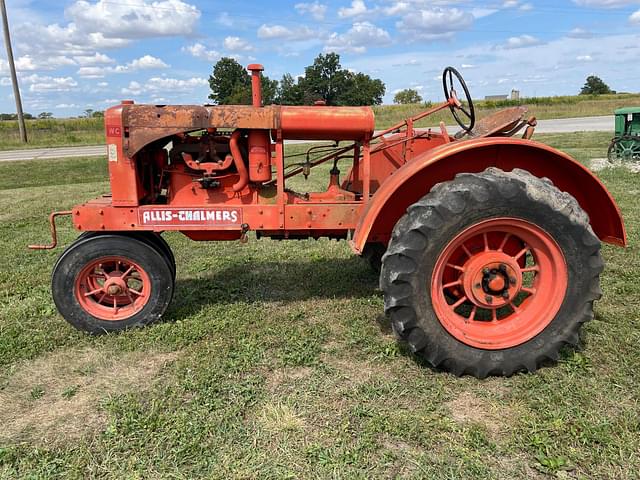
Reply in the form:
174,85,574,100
279,105,375,141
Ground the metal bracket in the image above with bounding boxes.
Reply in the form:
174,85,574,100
28,210,73,250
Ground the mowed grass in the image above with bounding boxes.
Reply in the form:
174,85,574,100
0,132,639,478
1,92,639,150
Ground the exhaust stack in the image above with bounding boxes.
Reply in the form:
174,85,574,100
247,63,264,107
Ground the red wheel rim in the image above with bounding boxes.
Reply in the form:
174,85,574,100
431,218,567,350
74,256,151,321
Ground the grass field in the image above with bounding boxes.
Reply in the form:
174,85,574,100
0,132,639,478
1,93,639,150
0,117,103,151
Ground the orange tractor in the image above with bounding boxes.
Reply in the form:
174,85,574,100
31,65,626,378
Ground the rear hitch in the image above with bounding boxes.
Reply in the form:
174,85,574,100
28,211,73,250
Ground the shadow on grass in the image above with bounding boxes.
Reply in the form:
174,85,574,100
167,255,380,318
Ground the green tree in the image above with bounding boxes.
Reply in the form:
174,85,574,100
209,57,250,104
208,57,278,105
295,52,385,106
340,72,385,106
580,75,612,95
393,88,423,104
91,111,104,118
277,73,304,105
298,52,351,105
38,112,53,119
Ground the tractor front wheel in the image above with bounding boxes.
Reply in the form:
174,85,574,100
52,234,174,334
380,168,603,378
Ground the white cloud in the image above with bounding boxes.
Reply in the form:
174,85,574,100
568,27,594,38
13,0,199,61
217,12,234,27
325,22,391,54
631,9,640,22
77,67,107,78
66,0,200,39
502,34,543,49
396,7,474,41
77,55,169,77
573,0,640,7
338,0,369,18
257,24,318,40
23,74,78,92
74,53,115,66
576,54,593,61
126,55,169,70
55,103,80,108
295,2,327,20
121,77,207,95
223,36,253,51
0,55,76,72
183,43,221,61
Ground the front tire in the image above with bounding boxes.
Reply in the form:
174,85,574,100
52,234,174,334
380,168,603,378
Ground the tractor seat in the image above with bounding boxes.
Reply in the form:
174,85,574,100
455,106,532,140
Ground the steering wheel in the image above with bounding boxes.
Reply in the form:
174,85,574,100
442,66,475,132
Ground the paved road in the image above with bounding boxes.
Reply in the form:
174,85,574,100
0,115,614,162
0,145,106,162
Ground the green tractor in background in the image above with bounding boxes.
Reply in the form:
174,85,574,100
608,107,640,162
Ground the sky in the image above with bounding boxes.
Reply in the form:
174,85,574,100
0,0,639,117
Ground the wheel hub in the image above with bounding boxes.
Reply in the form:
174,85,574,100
75,256,150,321
462,253,522,309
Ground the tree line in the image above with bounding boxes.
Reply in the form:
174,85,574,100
208,53,386,106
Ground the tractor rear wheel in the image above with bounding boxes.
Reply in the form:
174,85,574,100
52,234,174,334
380,168,603,378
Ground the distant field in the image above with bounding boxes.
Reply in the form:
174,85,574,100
374,93,640,129
0,118,103,151
0,132,639,478
1,93,639,150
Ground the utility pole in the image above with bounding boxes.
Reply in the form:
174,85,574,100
0,0,27,143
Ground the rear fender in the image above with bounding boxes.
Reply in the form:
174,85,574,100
351,138,626,253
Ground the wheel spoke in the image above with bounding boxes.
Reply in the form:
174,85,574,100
491,308,498,322
521,286,537,296
446,262,465,272
468,306,477,321
83,287,103,297
443,280,461,289
98,292,107,304
121,265,135,278
509,302,520,313
521,265,539,273
498,233,511,252
483,232,489,251
129,288,143,297
451,295,468,309
461,243,472,257
514,246,529,261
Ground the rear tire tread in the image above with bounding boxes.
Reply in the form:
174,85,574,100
381,167,602,378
